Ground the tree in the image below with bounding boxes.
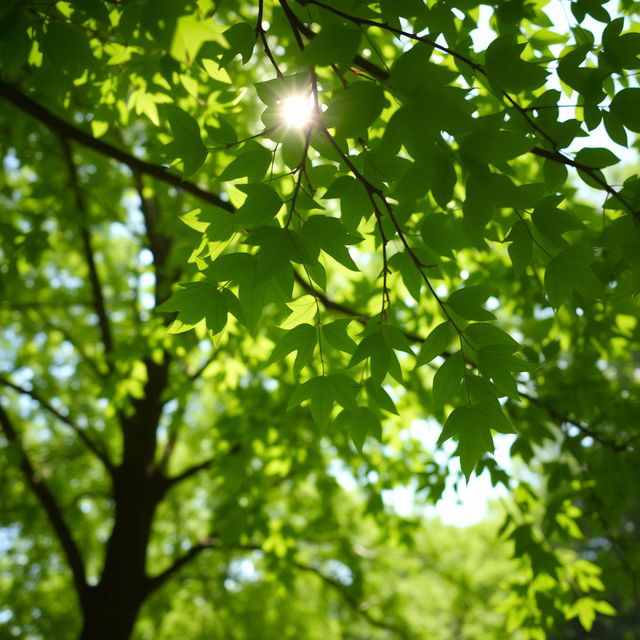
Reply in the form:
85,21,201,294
1,0,639,638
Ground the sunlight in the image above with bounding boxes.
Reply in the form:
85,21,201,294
280,93,314,128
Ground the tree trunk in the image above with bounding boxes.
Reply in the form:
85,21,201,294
77,467,164,640
78,586,142,640
77,357,170,640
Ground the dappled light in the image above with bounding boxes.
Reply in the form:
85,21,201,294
1,1,639,639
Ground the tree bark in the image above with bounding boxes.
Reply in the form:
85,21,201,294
78,586,143,640
77,359,170,639
76,463,166,639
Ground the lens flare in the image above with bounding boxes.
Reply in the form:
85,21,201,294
280,94,313,128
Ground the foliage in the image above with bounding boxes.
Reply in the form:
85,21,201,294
1,0,639,638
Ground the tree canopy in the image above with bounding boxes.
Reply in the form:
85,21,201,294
1,0,639,638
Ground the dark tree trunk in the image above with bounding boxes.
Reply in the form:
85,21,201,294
77,468,164,640
78,587,143,640
77,359,170,640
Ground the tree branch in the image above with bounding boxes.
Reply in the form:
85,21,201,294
294,271,427,344
188,351,218,381
166,456,216,486
145,534,411,640
0,404,89,604
165,443,242,488
519,391,637,453
257,0,283,77
291,559,410,638
133,172,179,305
158,399,188,471
295,278,637,454
285,10,389,82
144,536,218,596
292,1,639,220
297,0,483,72
0,299,94,310
0,80,233,212
0,375,113,470
32,309,105,377
59,135,115,356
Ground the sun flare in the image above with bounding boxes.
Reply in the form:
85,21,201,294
280,94,314,128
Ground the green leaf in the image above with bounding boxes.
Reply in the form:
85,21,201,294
324,373,360,412
387,251,420,301
165,105,208,177
446,286,496,321
543,158,569,190
602,111,628,147
298,25,360,68
567,597,597,631
506,221,533,275
544,246,601,308
476,346,524,399
221,22,255,65
463,176,494,243
286,377,329,428
421,214,459,257
323,175,372,231
235,184,282,227
302,215,362,271
280,295,317,330
287,374,358,429
206,115,237,144
432,351,465,409
610,88,640,133
156,282,227,334
171,15,222,63
532,206,584,242
322,320,357,354
70,0,111,23
335,405,382,452
365,379,398,414
485,37,548,92
237,256,265,333
416,322,454,367
381,324,414,355
349,332,391,383
255,72,310,106
219,143,272,182
464,323,519,351
323,82,386,138
392,160,432,202
308,377,334,430
593,600,616,616
267,323,316,376
574,147,620,169
380,0,426,21
201,59,232,84
41,21,93,74
431,151,457,207
206,253,253,282
438,405,496,481
461,129,535,164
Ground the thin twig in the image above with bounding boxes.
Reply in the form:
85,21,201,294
0,405,89,605
0,375,114,470
59,136,114,356
0,80,233,211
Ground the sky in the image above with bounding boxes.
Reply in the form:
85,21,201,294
387,421,516,527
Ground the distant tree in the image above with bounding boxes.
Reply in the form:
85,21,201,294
1,0,639,638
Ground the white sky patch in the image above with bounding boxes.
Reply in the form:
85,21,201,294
382,418,515,527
